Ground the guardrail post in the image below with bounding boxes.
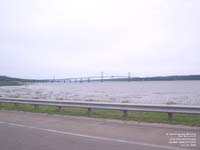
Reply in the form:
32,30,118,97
14,103,18,107
34,104,39,109
87,108,92,116
123,110,128,118
101,72,104,82
168,112,173,123
128,72,131,81
57,106,62,112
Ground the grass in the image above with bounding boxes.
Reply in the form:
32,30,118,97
0,103,200,126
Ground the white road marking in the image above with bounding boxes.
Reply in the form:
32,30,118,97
0,121,184,150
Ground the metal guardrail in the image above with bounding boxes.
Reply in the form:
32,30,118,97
0,97,200,122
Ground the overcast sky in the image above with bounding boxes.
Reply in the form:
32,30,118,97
0,0,200,79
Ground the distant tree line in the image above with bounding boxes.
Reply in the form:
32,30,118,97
1,75,200,82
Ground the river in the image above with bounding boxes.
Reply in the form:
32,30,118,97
0,81,200,105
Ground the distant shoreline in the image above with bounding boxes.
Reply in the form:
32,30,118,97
108,75,200,81
1,75,200,83
0,81,22,86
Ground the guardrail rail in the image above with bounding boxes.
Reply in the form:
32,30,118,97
0,97,200,122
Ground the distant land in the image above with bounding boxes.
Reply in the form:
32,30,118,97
1,75,200,83
0,76,24,81
112,75,200,81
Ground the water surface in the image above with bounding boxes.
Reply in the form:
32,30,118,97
0,81,200,105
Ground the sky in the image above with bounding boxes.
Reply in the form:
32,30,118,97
0,0,200,79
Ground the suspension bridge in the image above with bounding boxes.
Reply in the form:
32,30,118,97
23,72,133,84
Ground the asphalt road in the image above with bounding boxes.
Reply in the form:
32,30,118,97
0,110,199,150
